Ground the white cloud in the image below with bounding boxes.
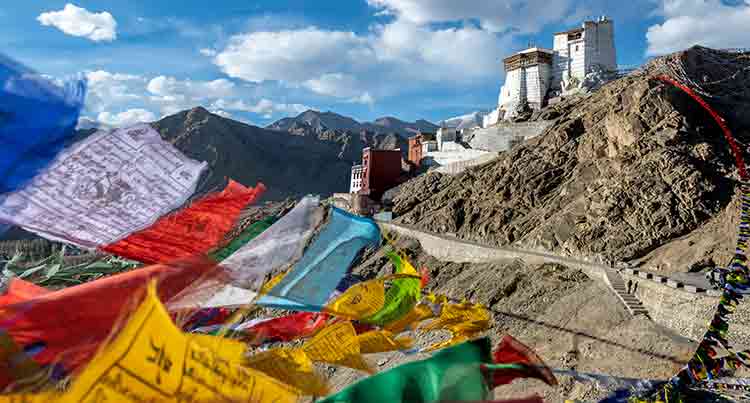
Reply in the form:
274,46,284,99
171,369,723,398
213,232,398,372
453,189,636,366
97,109,156,127
199,48,217,57
214,28,369,84
213,20,508,101
211,98,311,116
366,0,573,33
350,92,375,106
147,76,235,99
84,70,147,113
646,0,750,55
37,3,117,42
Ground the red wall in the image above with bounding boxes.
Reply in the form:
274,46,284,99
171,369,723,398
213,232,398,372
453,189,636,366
362,148,402,200
408,137,422,167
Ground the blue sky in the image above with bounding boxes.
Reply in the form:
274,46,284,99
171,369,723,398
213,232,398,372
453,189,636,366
1,1,748,127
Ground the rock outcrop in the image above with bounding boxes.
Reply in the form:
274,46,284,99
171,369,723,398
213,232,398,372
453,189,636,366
392,47,750,270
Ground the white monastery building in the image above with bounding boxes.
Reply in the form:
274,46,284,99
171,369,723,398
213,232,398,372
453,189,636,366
484,17,616,127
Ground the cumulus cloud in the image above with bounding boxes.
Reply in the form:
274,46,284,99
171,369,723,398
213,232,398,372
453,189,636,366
80,69,311,125
214,28,369,84
37,3,117,42
210,98,310,118
97,109,156,127
212,19,509,103
84,70,147,113
366,0,573,33
646,0,750,55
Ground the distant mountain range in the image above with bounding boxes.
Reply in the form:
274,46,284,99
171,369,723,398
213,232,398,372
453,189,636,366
267,110,438,137
1,107,431,240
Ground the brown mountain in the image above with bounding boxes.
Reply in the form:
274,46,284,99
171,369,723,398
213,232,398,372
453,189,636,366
266,109,438,137
153,107,411,202
390,46,750,273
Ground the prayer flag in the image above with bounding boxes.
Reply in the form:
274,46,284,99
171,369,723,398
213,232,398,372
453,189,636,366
208,215,277,262
318,338,494,403
61,282,298,403
325,278,385,319
357,330,414,354
421,301,491,352
0,53,86,195
101,179,265,264
362,251,421,326
489,335,557,388
169,196,323,310
246,347,329,396
0,279,49,307
303,321,372,373
0,124,207,248
257,207,381,311
0,256,225,372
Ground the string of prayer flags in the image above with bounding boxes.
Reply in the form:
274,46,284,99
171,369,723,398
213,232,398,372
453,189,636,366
420,300,492,352
169,196,324,310
58,281,298,403
0,255,224,374
246,347,329,396
257,207,381,311
0,53,86,195
661,184,750,400
101,179,266,264
357,330,414,354
362,250,421,326
318,338,495,403
302,321,373,373
383,292,447,334
207,215,278,262
0,124,207,248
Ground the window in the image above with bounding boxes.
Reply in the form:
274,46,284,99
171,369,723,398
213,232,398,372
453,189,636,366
575,45,579,51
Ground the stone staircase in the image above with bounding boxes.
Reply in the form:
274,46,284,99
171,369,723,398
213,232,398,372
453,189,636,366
605,269,650,317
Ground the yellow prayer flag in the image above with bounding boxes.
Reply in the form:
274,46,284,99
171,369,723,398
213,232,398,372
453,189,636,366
384,302,436,334
325,279,385,319
63,281,299,403
246,347,329,396
0,392,59,402
303,321,373,373
421,301,491,352
357,330,414,354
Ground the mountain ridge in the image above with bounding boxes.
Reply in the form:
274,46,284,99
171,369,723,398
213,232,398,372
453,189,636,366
266,109,438,137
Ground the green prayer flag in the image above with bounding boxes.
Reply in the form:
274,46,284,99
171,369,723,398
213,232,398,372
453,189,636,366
363,251,421,326
319,338,493,403
209,216,278,262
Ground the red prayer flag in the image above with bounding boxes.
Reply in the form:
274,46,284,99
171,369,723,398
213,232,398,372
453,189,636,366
0,256,226,374
490,335,557,387
0,279,50,307
101,180,266,264
243,312,329,345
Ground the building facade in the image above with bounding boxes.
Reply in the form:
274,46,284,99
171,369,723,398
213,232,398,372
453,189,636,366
407,132,436,168
551,17,616,90
350,164,365,193
486,16,616,125
355,147,403,201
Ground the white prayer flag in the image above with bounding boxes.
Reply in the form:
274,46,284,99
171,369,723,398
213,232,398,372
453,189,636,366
0,124,207,247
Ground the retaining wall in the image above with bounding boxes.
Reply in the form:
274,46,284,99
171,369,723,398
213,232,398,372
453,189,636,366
468,121,553,152
432,153,500,175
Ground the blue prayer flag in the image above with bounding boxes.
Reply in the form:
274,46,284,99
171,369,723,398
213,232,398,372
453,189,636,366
0,53,86,194
257,207,381,311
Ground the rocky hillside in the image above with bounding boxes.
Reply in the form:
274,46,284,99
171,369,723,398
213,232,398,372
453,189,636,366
391,47,750,273
267,109,438,138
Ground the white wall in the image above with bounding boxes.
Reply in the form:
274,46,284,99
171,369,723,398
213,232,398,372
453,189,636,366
350,166,364,193
499,68,522,112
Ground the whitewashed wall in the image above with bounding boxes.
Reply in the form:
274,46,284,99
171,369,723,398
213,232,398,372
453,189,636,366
499,68,523,112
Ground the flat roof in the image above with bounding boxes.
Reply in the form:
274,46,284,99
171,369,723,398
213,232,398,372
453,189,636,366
554,27,584,36
519,47,554,54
